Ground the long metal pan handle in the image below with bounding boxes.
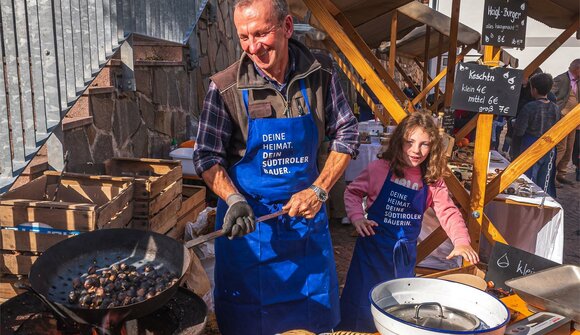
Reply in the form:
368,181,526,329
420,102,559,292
184,209,288,249
15,281,74,324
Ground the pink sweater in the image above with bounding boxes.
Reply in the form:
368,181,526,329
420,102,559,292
344,160,471,247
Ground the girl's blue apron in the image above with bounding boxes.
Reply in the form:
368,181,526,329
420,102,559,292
214,81,340,335
338,170,428,332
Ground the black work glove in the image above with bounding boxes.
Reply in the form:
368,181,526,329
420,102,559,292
223,194,256,239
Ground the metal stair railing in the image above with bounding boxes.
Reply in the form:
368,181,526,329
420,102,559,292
0,0,210,193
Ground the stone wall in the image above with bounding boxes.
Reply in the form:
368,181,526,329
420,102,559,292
58,0,241,174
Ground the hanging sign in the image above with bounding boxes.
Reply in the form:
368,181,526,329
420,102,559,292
481,0,528,48
451,62,522,116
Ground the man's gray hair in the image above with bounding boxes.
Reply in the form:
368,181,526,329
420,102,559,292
234,0,289,24
570,59,580,70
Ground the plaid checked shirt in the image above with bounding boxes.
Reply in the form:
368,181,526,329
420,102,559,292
193,58,359,175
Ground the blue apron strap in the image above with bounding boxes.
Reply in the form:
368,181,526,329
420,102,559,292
299,79,312,115
242,89,250,116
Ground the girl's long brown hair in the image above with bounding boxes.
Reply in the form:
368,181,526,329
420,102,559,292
381,112,448,184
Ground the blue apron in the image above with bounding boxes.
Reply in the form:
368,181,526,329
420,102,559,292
214,80,340,335
338,170,428,332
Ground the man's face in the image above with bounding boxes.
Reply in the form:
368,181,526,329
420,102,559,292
234,0,293,76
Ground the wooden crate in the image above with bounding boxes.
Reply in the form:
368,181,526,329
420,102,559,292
105,158,183,233
166,185,206,240
0,171,134,299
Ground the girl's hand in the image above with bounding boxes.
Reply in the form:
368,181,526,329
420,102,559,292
352,219,379,237
446,245,480,264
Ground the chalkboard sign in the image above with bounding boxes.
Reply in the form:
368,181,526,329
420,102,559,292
485,242,558,291
482,0,527,48
442,107,455,134
451,62,522,116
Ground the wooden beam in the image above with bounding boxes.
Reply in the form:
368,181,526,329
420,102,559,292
454,113,479,142
333,11,415,115
444,169,507,245
416,226,447,264
326,42,383,119
304,0,409,124
422,26,431,108
523,15,579,80
485,104,580,204
389,10,398,78
412,47,470,107
443,0,460,108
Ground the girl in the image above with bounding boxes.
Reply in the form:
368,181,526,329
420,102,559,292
338,112,479,332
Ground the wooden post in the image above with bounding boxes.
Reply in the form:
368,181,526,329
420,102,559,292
523,15,579,80
422,26,431,109
303,0,409,123
466,45,501,256
389,11,398,78
443,0,460,109
485,104,580,204
434,32,444,109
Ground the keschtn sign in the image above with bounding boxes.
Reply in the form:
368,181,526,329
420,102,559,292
451,62,522,117
481,0,528,48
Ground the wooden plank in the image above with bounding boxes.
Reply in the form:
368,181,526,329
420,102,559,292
485,104,580,204
303,0,410,124
434,32,444,106
443,0,460,109
422,26,431,108
444,172,507,246
423,263,486,278
0,275,26,300
148,196,182,234
0,205,95,231
1,175,49,200
104,202,134,229
106,157,180,175
388,10,397,78
1,253,37,275
523,16,579,80
45,171,134,188
96,183,134,228
177,185,206,219
416,226,448,264
0,199,96,211
171,201,206,241
454,113,479,142
0,230,70,252
133,179,183,217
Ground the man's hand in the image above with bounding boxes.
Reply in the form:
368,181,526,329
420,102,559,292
282,188,323,219
352,218,378,237
223,194,256,239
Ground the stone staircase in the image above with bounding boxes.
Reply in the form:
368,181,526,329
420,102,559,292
0,0,211,193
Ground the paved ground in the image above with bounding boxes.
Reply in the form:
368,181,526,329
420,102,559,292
557,165,580,265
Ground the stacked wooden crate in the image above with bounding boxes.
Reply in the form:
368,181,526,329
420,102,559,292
0,171,133,300
105,158,183,235
166,185,207,241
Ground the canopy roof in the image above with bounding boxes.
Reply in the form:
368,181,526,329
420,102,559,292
527,0,579,29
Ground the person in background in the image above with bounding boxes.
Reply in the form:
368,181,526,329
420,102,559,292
338,112,479,332
514,73,560,198
552,59,580,186
508,68,556,159
192,0,359,333
491,115,507,151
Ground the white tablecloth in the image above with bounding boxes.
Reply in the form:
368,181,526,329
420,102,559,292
345,142,383,181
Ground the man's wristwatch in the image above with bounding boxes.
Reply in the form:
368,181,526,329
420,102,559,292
309,185,328,202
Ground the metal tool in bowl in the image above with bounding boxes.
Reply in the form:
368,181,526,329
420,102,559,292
505,264,580,323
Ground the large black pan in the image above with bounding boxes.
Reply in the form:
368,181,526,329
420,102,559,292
25,228,191,327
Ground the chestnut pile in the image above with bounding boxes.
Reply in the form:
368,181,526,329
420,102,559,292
67,262,179,308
